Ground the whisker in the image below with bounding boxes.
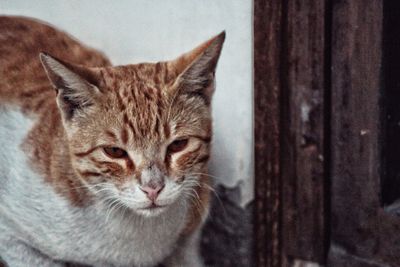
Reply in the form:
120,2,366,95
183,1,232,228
187,172,225,180
182,176,228,221
105,198,121,223
183,190,206,221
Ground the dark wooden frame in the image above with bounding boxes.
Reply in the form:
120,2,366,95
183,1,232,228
255,0,400,266
254,0,327,266
254,1,282,266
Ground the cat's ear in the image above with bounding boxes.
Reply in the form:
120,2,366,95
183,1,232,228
39,52,100,120
173,31,225,104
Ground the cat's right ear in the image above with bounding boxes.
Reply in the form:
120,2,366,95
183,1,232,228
39,53,101,121
172,31,225,104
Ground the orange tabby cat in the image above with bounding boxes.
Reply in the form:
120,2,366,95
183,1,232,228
0,16,224,267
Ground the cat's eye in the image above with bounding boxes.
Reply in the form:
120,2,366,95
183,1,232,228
103,147,128,158
167,139,189,154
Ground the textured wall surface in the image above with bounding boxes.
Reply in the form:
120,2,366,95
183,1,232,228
1,1,254,266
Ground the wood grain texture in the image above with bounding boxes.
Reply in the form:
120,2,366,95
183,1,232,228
328,0,400,266
281,0,326,262
254,0,282,266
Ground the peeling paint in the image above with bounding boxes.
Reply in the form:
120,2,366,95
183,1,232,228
360,129,370,135
301,102,311,123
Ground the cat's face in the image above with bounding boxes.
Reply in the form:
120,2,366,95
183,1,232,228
40,32,224,216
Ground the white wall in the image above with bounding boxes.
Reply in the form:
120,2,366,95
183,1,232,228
1,0,254,206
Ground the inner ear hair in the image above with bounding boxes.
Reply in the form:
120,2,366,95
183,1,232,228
175,31,225,104
39,52,100,120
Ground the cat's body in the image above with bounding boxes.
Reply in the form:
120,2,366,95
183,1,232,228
0,17,224,267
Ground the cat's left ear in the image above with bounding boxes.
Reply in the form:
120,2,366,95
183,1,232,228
173,31,225,104
39,53,101,121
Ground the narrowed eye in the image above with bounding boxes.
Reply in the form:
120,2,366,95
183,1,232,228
103,147,128,158
167,139,189,154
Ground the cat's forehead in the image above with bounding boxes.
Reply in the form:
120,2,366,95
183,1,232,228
100,62,177,90
91,64,175,147
89,64,209,149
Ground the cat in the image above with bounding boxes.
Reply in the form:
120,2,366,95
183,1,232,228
0,16,224,267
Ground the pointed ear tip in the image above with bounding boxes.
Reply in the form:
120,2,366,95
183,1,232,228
39,51,47,57
212,31,226,46
39,52,53,64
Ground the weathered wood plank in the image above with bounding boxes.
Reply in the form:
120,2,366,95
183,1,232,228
281,0,326,262
254,0,282,266
329,0,382,256
328,0,400,266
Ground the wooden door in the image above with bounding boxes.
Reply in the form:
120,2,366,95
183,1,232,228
254,0,400,266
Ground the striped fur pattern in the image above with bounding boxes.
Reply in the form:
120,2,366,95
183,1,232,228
0,16,224,267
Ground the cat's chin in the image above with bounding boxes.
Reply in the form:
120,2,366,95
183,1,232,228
134,205,168,217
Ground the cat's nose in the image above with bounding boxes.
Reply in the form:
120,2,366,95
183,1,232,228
139,183,165,201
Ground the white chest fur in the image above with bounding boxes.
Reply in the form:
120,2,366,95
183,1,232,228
0,108,188,267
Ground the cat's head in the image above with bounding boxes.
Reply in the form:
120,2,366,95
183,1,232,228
40,32,225,217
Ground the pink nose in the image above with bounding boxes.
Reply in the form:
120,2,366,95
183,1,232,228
139,184,164,201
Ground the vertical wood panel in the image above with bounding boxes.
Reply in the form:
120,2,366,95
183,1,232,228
281,0,326,262
327,0,400,266
329,0,382,256
255,0,400,266
254,1,282,266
